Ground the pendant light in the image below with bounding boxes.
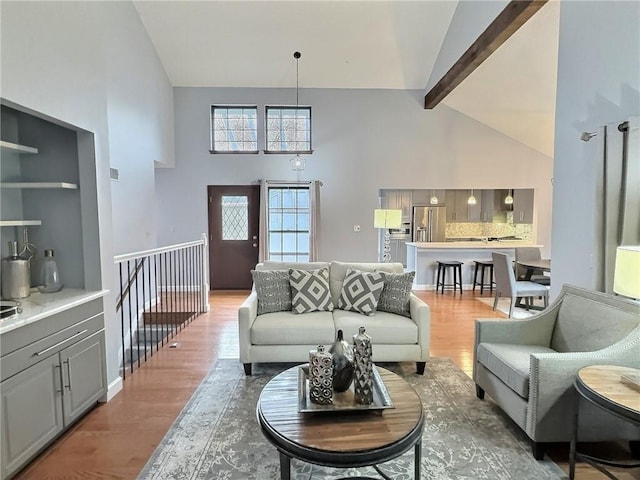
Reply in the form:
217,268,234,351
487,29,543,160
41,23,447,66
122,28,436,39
504,189,514,205
289,51,306,172
430,190,439,205
467,189,477,205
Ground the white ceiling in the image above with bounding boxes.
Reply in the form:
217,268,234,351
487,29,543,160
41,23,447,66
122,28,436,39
134,0,559,157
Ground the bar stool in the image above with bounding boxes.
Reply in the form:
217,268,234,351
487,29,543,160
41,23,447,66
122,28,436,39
435,260,463,294
472,260,494,294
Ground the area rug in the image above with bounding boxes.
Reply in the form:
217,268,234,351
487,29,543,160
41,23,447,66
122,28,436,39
138,359,567,480
475,296,543,319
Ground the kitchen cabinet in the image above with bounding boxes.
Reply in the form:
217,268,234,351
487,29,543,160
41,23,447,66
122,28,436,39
382,190,413,222
0,299,106,480
445,190,481,222
412,189,445,206
389,238,408,267
512,189,534,223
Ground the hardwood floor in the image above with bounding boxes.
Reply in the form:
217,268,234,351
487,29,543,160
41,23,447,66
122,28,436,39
13,290,638,479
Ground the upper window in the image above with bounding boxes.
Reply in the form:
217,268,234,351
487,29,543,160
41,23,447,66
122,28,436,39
264,106,312,154
210,105,258,154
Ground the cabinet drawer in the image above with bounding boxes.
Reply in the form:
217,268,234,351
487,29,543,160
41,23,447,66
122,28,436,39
0,298,103,357
1,313,103,382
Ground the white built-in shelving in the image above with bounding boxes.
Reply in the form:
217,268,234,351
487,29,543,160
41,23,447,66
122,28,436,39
0,220,42,227
0,140,38,155
0,182,78,189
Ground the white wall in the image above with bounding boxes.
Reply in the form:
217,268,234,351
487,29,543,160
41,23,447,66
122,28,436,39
1,1,174,387
156,87,553,261
551,1,640,297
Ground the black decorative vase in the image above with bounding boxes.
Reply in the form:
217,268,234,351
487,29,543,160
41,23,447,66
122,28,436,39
329,329,354,392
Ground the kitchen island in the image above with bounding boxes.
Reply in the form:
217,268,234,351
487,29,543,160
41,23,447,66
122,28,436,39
406,241,543,290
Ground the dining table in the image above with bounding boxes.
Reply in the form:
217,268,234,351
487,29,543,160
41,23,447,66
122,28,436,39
517,259,551,281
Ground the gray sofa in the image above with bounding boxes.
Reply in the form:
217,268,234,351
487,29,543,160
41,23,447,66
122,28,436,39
474,284,640,459
238,261,430,375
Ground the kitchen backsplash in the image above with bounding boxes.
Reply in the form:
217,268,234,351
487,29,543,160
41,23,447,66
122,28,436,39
446,215,533,241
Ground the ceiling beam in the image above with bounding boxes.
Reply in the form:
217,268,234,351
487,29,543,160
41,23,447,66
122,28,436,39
424,0,548,109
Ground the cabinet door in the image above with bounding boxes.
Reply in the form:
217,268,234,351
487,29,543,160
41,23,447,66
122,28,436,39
397,239,408,267
61,331,106,425
445,190,457,222
480,190,495,222
400,191,413,222
513,189,534,223
411,189,430,206
1,355,63,479
466,191,482,222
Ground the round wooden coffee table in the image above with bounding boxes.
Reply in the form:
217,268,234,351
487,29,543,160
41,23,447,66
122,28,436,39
257,365,424,480
569,365,640,479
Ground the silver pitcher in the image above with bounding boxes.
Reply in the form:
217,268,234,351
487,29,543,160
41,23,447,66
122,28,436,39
2,241,31,299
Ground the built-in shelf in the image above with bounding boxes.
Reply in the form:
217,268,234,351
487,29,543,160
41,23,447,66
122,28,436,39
0,140,39,155
0,182,78,189
0,220,42,227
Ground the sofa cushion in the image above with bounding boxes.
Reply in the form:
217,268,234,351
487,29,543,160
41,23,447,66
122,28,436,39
337,269,385,316
250,311,335,345
377,271,415,318
251,270,291,315
329,261,403,305
476,343,557,399
333,309,418,345
289,267,334,313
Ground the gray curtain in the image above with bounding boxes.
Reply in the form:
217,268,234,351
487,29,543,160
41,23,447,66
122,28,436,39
258,179,268,263
309,180,321,261
595,117,640,293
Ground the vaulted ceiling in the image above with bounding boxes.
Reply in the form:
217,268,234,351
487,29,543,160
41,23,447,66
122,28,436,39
133,1,559,157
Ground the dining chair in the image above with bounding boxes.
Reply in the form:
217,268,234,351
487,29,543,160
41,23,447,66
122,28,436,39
492,252,549,317
515,247,550,286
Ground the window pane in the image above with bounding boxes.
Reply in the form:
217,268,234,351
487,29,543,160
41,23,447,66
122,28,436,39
297,233,309,252
211,105,257,152
269,212,282,230
265,106,312,152
269,232,282,252
282,233,296,252
221,196,248,240
282,190,296,208
282,213,296,230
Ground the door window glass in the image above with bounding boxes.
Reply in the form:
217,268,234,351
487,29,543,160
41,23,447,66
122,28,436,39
221,195,248,240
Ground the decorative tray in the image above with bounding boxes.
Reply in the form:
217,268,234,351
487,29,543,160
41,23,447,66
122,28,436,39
297,363,394,414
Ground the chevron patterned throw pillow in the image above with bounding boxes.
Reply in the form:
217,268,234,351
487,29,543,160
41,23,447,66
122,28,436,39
289,268,334,314
337,268,386,316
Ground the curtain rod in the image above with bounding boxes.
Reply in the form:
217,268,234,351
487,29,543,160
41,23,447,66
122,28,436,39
258,179,324,186
618,121,629,133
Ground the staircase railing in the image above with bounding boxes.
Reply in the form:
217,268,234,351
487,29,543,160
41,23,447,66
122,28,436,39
114,234,210,379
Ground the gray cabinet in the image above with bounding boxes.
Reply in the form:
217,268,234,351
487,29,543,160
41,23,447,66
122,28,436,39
445,190,481,222
389,238,408,267
383,190,413,222
0,300,106,480
512,189,534,223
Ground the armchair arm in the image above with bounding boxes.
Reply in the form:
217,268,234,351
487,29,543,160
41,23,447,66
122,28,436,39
409,293,430,360
474,301,561,347
238,291,258,363
526,326,640,440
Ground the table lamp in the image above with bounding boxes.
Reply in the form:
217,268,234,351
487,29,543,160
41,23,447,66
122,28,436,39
374,209,402,262
613,246,640,300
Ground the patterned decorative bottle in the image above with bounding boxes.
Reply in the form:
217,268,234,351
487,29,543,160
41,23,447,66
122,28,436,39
353,327,374,405
309,345,333,405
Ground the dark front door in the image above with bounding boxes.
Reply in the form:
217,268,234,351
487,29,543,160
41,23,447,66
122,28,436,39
207,185,260,289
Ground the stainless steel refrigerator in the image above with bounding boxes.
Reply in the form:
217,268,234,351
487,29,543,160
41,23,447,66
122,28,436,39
412,206,446,242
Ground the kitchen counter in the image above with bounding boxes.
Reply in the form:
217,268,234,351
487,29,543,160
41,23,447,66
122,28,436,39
407,241,542,249
406,242,543,290
0,288,109,334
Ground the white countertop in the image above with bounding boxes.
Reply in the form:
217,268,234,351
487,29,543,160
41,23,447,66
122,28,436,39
407,241,543,249
0,288,109,335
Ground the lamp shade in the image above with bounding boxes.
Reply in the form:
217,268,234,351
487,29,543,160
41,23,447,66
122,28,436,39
374,209,402,229
613,246,640,299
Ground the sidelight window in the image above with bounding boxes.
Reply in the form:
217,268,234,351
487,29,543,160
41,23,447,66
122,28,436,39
267,187,310,262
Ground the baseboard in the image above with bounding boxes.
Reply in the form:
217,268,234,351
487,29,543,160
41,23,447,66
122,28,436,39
101,376,123,402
